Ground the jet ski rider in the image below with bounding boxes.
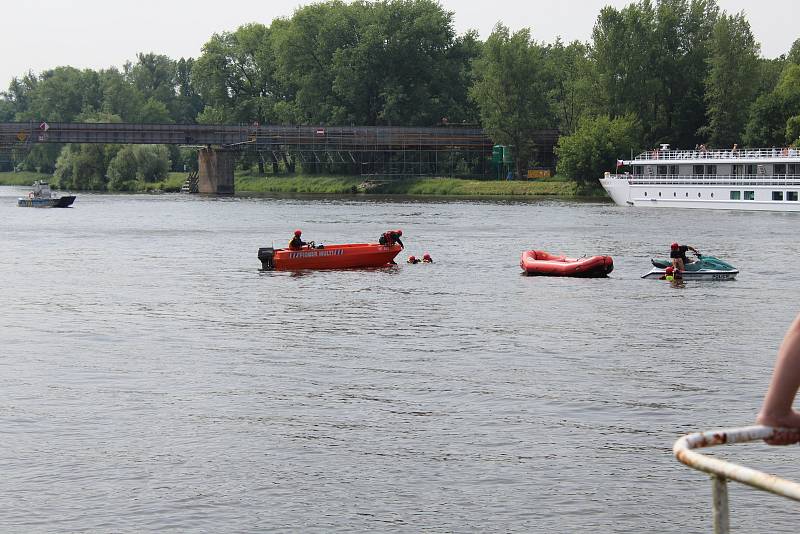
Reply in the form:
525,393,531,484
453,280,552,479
670,242,699,272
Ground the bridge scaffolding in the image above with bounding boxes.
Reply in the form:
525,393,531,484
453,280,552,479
0,122,559,178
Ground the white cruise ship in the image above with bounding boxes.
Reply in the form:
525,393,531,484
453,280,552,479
600,145,800,211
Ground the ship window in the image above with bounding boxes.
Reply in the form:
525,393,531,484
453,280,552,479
746,164,756,175
669,165,678,175
788,191,798,201
790,164,800,175
633,166,643,175
730,191,741,200
744,191,755,200
657,165,667,175
705,165,717,175
775,164,787,175
733,164,743,175
773,191,784,201
693,165,704,175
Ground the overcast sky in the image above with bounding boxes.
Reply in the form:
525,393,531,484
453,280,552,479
2,0,797,88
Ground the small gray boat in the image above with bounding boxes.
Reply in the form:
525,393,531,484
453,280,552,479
17,181,76,208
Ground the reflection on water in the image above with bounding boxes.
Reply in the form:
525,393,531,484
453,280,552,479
1,185,799,532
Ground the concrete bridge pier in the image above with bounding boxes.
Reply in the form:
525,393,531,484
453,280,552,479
198,147,235,194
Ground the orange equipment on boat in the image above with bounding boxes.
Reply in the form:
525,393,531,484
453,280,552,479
258,243,402,271
520,250,614,277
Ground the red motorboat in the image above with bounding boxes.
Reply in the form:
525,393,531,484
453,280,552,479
520,250,614,277
258,243,402,271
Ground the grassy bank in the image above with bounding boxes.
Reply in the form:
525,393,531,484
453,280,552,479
0,171,188,192
235,172,579,196
0,170,53,186
0,170,591,197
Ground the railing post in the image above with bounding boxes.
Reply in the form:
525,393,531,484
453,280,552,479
711,474,729,534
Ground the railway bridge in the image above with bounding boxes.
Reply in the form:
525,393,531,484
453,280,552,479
0,122,559,194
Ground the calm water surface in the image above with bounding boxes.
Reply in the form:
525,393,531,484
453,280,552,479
1,185,799,532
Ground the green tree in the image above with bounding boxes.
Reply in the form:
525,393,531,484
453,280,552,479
545,39,592,136
470,24,555,178
107,145,139,191
273,0,478,126
556,114,641,184
272,2,357,123
54,144,109,190
100,68,146,122
173,57,204,123
194,23,283,125
127,53,178,115
788,38,800,65
590,3,657,125
786,115,800,146
701,11,760,146
17,67,104,122
134,145,171,182
590,0,718,148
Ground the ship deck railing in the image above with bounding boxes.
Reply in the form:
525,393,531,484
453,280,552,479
673,425,800,534
632,148,800,161
606,173,800,186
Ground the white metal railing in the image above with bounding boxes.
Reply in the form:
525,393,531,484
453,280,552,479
633,148,800,161
673,425,800,534
605,174,800,186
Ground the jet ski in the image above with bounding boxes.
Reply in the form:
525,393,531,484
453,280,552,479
641,253,738,280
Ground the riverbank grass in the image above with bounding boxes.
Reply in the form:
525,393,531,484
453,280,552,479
0,171,582,197
0,170,53,186
235,172,577,196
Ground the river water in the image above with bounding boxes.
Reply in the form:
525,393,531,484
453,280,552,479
1,184,799,532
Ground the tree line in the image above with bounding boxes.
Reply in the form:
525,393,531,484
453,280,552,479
1,0,798,189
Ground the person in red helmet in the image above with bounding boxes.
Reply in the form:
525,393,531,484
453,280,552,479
288,229,307,250
422,253,433,263
378,229,404,248
670,242,699,272
407,255,420,264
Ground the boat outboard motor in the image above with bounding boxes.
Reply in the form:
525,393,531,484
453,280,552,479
258,247,275,270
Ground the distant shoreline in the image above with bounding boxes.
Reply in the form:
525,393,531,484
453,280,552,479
0,171,605,198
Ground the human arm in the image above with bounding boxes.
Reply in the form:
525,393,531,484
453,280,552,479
756,313,800,444
396,237,404,248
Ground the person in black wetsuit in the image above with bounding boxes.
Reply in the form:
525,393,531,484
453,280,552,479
289,229,307,250
670,242,699,272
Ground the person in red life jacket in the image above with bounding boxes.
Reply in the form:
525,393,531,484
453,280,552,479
670,242,699,272
661,266,682,281
379,229,404,248
288,229,307,250
422,253,433,263
407,255,420,264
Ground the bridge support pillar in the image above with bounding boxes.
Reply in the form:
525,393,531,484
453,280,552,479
198,147,235,194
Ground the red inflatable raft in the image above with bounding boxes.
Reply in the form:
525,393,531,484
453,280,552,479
520,250,614,277
258,243,402,271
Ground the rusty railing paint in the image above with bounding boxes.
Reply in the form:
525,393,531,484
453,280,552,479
673,425,800,534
